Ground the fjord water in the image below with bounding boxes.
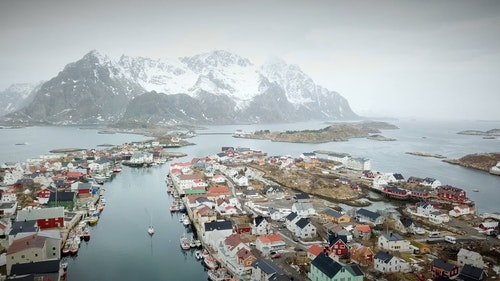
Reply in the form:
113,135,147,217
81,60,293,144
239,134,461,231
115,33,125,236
0,120,499,280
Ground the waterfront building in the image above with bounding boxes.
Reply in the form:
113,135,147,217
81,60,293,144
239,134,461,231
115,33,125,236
16,207,64,229
6,231,61,275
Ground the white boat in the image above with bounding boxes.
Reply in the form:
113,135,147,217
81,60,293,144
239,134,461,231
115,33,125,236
148,213,155,235
490,162,500,175
194,250,203,260
183,216,191,227
180,234,190,250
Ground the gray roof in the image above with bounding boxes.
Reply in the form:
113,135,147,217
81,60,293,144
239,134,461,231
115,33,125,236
17,207,65,221
356,208,380,220
382,232,404,241
295,218,310,229
374,251,394,263
459,264,485,281
204,220,233,232
10,259,60,275
431,259,456,271
321,208,344,218
251,258,285,275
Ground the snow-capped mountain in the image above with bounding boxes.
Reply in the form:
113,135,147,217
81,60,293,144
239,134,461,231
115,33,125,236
0,82,42,117
2,50,358,125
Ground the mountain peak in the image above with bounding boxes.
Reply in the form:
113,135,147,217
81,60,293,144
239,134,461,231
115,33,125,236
82,49,112,66
180,49,253,73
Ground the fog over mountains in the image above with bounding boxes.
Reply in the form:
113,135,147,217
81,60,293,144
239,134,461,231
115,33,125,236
0,50,358,125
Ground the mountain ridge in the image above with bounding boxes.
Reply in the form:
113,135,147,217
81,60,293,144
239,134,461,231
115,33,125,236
1,49,359,126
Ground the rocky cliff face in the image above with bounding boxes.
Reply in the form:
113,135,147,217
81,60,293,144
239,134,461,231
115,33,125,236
2,50,359,125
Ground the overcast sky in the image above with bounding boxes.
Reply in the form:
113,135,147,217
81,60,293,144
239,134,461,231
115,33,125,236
1,0,499,120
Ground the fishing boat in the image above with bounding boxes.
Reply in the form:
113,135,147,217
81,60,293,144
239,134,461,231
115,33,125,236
203,254,219,270
207,267,233,281
180,234,191,250
82,227,91,241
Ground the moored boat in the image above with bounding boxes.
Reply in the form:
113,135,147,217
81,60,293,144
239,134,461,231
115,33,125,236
194,250,203,260
207,267,233,281
180,234,191,250
203,254,219,270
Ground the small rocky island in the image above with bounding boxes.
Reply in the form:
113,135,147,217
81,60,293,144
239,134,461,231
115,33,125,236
443,152,500,175
233,121,399,143
406,151,446,159
457,128,500,137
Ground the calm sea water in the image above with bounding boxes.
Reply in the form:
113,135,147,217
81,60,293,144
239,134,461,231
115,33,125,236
1,120,499,280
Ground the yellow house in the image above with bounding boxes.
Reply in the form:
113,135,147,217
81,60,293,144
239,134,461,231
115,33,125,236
320,208,351,223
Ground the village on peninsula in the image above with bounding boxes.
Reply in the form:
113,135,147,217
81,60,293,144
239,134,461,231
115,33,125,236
0,122,499,281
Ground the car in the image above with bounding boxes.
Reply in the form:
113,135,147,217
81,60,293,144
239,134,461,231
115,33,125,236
415,273,425,281
270,251,281,258
294,247,304,252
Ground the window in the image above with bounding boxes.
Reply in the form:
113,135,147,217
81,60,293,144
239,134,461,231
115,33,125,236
21,255,25,258
35,254,38,257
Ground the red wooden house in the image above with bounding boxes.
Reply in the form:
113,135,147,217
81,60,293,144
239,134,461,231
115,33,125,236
328,234,349,258
430,259,459,279
437,185,468,203
16,207,65,229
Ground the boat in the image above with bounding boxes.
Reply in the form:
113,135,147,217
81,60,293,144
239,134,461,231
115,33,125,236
82,227,91,241
148,213,155,235
148,226,155,235
194,239,202,248
490,162,500,176
194,250,203,260
473,188,479,192
190,238,197,248
180,234,191,250
88,215,99,226
183,216,191,227
203,254,219,270
170,204,179,213
207,267,232,281
62,242,71,256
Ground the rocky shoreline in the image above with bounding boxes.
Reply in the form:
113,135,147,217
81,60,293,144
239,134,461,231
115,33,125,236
443,152,500,174
234,121,398,143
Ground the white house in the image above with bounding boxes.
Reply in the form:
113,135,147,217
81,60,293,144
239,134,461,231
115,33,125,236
255,234,286,255
233,175,249,187
372,175,388,191
252,215,270,236
378,232,413,253
293,218,317,240
429,211,450,224
421,177,442,189
212,174,226,184
346,157,371,171
449,205,475,217
374,251,411,273
1,191,17,203
457,248,484,268
416,202,435,217
291,202,316,217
